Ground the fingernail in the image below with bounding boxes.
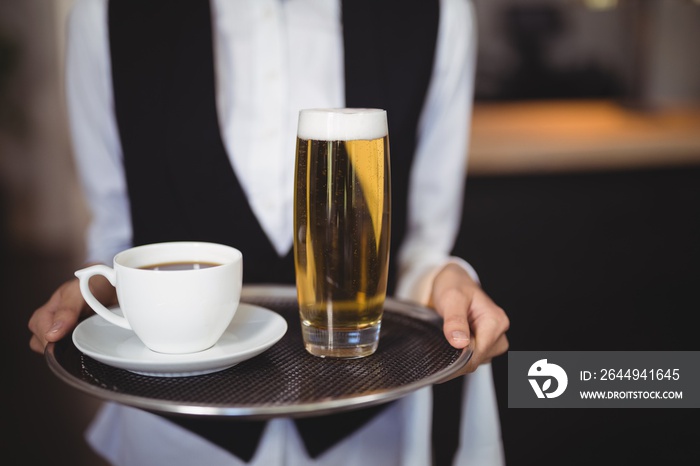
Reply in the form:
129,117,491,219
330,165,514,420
48,321,63,334
451,330,468,342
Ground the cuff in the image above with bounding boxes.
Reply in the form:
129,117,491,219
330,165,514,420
394,256,480,305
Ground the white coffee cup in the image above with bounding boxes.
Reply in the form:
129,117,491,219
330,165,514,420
75,241,243,354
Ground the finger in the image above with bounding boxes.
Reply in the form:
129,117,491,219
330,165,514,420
27,279,88,352
29,334,45,354
28,303,80,352
464,333,509,373
46,306,82,341
27,302,59,351
433,287,472,349
463,307,510,372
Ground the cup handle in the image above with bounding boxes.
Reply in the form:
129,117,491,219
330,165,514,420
74,265,131,330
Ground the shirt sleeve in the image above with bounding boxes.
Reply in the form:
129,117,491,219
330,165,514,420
394,0,479,304
65,0,132,265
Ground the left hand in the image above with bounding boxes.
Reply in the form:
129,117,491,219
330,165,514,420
429,263,510,376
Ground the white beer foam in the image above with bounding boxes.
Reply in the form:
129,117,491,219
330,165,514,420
297,108,388,141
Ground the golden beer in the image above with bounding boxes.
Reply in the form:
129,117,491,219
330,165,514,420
293,108,391,358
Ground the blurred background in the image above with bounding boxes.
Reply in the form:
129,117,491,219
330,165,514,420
1,0,699,464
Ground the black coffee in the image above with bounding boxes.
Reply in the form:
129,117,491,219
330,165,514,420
139,261,222,271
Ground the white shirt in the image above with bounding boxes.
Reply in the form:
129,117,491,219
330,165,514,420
67,0,475,294
65,0,504,465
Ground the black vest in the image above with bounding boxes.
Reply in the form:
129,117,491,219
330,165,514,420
108,0,438,293
108,1,461,464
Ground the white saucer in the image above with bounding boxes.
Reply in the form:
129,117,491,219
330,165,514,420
72,303,287,377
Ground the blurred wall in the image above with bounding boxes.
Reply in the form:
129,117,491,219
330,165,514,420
647,0,700,105
0,0,85,257
473,0,700,106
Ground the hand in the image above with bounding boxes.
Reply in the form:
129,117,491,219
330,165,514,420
28,268,116,354
429,263,510,375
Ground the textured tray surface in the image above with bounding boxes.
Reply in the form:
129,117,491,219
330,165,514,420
47,285,470,419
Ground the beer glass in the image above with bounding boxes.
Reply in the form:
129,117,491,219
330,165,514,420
293,108,391,358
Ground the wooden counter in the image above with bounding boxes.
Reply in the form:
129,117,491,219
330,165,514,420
467,100,700,176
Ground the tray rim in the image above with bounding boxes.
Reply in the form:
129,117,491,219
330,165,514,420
45,284,472,419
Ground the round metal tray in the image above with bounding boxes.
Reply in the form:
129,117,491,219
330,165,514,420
46,285,471,419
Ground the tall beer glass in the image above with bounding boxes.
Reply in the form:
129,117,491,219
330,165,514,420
293,108,391,358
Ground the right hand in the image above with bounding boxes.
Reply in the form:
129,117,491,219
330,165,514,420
28,268,116,354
